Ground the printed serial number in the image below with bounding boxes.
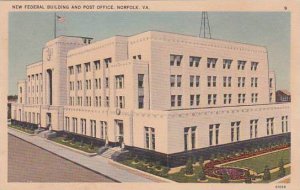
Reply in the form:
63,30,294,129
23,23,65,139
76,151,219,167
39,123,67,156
275,185,286,189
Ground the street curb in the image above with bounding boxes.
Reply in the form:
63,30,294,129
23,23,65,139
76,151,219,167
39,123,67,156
109,160,176,183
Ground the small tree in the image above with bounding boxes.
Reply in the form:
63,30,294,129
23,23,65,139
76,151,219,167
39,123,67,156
185,157,194,175
278,158,286,178
244,170,252,183
198,163,206,181
198,156,204,165
220,173,229,183
263,165,271,181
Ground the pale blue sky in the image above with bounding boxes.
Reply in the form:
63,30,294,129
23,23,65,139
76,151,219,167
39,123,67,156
9,12,290,95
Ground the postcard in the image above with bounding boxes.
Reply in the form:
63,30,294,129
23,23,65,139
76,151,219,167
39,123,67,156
0,0,300,190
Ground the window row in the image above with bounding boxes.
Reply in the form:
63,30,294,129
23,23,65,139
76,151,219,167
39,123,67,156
170,54,259,71
170,93,260,107
69,96,110,107
69,58,112,75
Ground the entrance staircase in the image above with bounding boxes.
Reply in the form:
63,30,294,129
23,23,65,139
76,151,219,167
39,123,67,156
37,130,57,139
99,146,127,159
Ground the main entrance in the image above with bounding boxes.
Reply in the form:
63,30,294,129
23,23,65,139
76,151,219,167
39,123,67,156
46,113,52,130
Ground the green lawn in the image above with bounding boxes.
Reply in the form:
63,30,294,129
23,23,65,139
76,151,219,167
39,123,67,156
224,149,291,174
8,125,35,134
51,136,98,153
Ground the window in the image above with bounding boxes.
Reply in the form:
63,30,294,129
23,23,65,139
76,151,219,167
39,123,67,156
189,56,201,67
90,120,96,137
116,96,125,108
171,95,176,107
170,75,175,87
207,58,217,68
105,77,109,88
195,76,200,87
84,63,91,72
251,62,259,71
196,95,200,106
269,93,273,102
266,118,274,135
94,60,100,70
177,75,182,87
223,59,232,69
251,93,258,103
81,119,86,135
184,126,197,151
213,76,217,87
138,74,144,88
177,95,182,107
223,77,227,87
269,78,273,88
238,93,246,104
238,77,245,87
72,118,78,133
145,127,155,150
231,121,241,142
208,94,217,105
250,119,258,139
106,96,109,107
133,55,142,60
238,60,246,70
69,66,74,75
170,54,183,66
209,124,220,146
208,76,216,87
76,64,82,73
190,95,195,106
115,75,124,89
190,75,194,87
104,58,112,68
138,96,144,109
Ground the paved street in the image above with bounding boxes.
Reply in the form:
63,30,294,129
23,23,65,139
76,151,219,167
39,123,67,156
8,134,116,182
8,128,168,182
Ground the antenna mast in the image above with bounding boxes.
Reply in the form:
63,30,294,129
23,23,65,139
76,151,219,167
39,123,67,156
199,12,212,39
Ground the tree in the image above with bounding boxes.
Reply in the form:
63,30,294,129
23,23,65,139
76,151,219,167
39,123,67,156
220,173,229,183
198,156,204,165
198,163,206,180
263,165,271,181
185,157,194,175
278,158,286,178
244,170,252,183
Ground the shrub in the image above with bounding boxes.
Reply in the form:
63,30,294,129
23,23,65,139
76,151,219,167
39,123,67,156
185,157,194,175
192,156,197,164
198,163,206,180
89,142,94,150
80,139,84,147
244,170,252,183
278,158,286,178
198,156,204,165
155,161,162,170
220,173,229,183
263,165,271,181
133,156,139,163
210,153,215,161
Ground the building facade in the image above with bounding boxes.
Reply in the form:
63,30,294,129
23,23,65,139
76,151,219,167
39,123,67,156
11,31,290,164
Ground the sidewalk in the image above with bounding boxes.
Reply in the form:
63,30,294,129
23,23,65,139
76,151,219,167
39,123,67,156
8,128,169,183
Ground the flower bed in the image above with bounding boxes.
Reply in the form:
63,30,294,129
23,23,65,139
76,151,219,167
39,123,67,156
204,144,290,181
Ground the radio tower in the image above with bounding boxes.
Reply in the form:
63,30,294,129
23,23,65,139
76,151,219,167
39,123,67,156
199,12,212,39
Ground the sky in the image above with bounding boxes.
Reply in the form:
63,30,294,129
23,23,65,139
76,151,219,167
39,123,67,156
9,12,290,95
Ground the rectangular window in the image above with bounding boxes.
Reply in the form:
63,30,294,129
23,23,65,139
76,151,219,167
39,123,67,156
213,76,217,87
138,74,144,88
170,75,175,87
251,62,258,71
177,75,182,87
115,75,124,89
85,63,91,72
207,58,217,68
196,94,200,106
209,125,213,146
195,76,200,87
177,95,182,107
170,54,183,66
190,75,194,87
238,60,246,70
189,56,201,67
104,58,112,68
191,127,196,149
223,59,232,69
190,94,194,106
184,128,189,151
138,96,144,109
171,95,176,107
94,60,100,70
105,77,109,88
207,76,211,87
106,96,109,107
